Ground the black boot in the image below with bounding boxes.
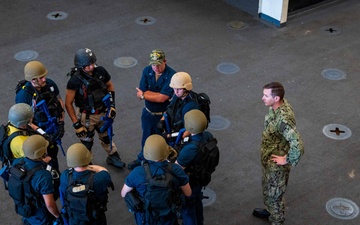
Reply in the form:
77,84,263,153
106,152,126,168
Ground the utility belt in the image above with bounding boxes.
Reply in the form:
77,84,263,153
145,107,164,116
82,106,105,115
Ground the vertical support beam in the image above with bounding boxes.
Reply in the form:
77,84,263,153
258,0,289,27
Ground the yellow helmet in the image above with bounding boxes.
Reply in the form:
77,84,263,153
66,143,92,167
144,134,177,161
170,72,193,90
24,61,48,81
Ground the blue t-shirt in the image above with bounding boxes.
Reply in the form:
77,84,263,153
124,160,189,197
139,65,176,112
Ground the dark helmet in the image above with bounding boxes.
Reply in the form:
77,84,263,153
74,48,97,68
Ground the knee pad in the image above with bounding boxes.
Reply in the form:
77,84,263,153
81,140,94,151
100,136,111,144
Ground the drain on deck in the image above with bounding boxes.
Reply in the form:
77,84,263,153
135,16,156,25
114,57,137,68
322,124,351,140
227,20,247,30
321,68,346,80
321,26,341,36
208,115,230,130
14,50,39,61
326,198,359,220
47,11,68,20
217,62,240,75
202,187,216,207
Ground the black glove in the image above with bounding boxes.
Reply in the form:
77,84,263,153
73,122,87,138
52,121,65,140
57,121,65,139
157,120,166,132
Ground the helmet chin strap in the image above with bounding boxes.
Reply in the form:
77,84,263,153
181,91,189,99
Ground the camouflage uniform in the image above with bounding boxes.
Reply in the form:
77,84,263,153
260,99,304,224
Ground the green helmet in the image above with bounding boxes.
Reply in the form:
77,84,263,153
66,143,92,167
24,61,48,81
8,103,33,127
144,134,177,161
184,109,208,134
170,72,193,90
23,135,49,160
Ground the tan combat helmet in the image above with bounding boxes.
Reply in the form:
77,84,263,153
169,72,193,91
24,61,48,81
144,134,177,161
66,143,92,167
184,109,208,134
23,135,49,160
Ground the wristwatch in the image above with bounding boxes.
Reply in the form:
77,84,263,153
140,94,145,100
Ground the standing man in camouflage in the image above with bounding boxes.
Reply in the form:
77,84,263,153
253,82,304,225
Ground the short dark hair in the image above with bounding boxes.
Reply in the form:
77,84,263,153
263,82,285,100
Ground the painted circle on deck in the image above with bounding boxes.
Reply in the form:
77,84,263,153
202,187,216,207
322,124,351,140
14,50,39,61
47,11,68,20
208,115,231,130
114,57,138,68
326,198,359,220
321,68,346,80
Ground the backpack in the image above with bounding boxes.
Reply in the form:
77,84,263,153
190,92,211,123
0,124,28,168
187,134,220,187
8,159,43,217
143,162,181,223
64,170,107,222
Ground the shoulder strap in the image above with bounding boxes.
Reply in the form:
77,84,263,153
24,165,43,182
68,169,95,189
143,162,152,182
74,72,91,87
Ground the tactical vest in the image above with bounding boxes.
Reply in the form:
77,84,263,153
17,80,63,125
166,92,196,133
73,71,108,113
